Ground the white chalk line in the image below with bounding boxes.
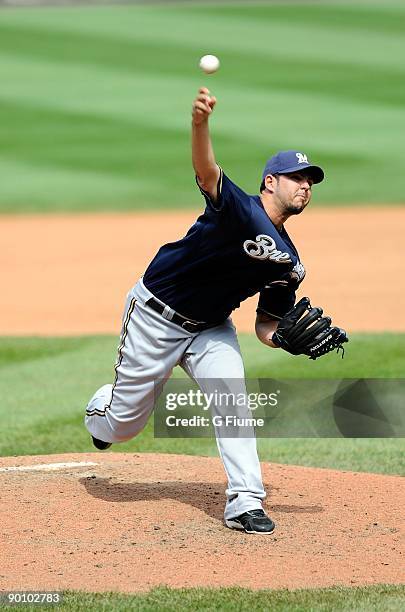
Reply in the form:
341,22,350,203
0,461,98,473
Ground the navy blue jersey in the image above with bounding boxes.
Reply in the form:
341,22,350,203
143,170,305,323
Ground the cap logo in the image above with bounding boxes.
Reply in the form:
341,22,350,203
296,153,308,164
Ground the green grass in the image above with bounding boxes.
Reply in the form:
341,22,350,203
0,2,405,211
1,333,404,474
1,585,404,611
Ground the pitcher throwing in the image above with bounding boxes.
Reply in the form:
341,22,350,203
85,87,348,534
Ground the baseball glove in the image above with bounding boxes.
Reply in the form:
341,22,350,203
272,297,348,360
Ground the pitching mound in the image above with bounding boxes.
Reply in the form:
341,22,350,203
0,453,402,593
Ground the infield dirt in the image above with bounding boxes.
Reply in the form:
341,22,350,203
2,206,405,335
0,452,403,592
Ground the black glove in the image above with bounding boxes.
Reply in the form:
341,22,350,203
272,297,348,360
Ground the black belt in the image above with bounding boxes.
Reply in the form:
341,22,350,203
145,297,217,333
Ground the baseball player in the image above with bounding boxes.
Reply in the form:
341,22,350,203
85,87,348,535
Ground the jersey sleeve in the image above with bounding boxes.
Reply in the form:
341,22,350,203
256,280,296,321
196,168,253,223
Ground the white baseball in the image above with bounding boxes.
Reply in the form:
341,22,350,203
199,54,220,74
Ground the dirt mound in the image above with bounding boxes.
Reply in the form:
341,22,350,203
0,453,402,592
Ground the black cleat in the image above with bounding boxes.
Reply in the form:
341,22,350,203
91,436,112,450
225,509,275,534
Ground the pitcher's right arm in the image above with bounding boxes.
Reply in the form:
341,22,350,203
191,87,220,203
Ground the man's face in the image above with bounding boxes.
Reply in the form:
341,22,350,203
269,171,314,215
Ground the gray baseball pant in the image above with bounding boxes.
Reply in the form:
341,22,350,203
85,278,266,520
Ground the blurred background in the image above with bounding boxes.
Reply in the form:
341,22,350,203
0,0,404,210
0,1,404,474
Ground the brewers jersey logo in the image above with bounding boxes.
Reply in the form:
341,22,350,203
243,234,292,263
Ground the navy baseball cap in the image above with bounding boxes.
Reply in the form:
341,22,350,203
262,150,324,184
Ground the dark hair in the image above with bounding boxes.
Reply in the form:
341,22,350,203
260,174,279,193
